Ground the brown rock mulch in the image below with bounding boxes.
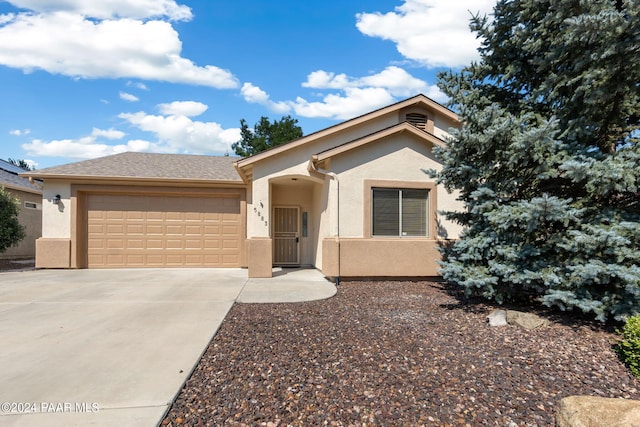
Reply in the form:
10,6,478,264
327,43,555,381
161,280,639,426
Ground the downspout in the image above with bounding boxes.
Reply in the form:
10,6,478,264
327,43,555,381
309,158,340,286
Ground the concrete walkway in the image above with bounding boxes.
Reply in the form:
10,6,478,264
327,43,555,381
239,267,337,303
0,268,335,427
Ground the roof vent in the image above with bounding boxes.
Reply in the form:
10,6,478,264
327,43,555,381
406,113,428,131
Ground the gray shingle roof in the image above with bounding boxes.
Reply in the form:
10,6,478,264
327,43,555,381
26,152,243,183
0,168,42,194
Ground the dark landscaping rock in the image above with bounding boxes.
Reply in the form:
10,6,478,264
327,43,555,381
161,281,640,426
556,395,640,427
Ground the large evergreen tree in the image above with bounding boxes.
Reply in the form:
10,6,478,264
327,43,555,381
433,0,640,321
232,115,303,157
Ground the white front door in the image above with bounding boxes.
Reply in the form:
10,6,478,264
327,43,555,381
273,206,299,265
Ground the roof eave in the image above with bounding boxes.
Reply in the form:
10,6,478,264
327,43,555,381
0,182,43,195
19,173,245,187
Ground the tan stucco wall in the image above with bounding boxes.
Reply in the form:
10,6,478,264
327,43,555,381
321,238,442,277
1,188,42,259
41,181,72,239
246,108,437,240
247,238,272,277
432,114,459,141
35,238,71,268
246,106,463,277
331,133,462,239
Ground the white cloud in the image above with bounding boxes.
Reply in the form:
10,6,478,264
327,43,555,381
0,11,238,88
302,66,434,98
9,128,30,136
241,83,292,114
21,129,164,159
356,0,495,68
0,14,14,25
22,137,168,159
91,128,126,140
127,81,148,90
243,66,446,121
119,108,240,154
22,101,240,159
24,159,38,169
292,88,396,120
119,91,139,102
157,101,208,117
5,0,193,21
20,101,240,160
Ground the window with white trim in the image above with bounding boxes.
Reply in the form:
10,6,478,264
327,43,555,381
372,188,429,237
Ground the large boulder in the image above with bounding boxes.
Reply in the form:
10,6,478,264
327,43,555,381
506,310,550,329
556,396,640,427
486,309,550,329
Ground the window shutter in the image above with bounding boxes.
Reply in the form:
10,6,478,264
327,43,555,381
372,189,399,236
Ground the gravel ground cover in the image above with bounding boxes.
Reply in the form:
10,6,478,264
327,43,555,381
161,280,639,426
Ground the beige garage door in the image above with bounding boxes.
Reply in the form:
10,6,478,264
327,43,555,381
87,194,241,268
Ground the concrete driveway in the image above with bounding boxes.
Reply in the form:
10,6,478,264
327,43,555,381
0,268,249,427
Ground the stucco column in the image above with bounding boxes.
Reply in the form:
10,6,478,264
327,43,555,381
247,177,272,277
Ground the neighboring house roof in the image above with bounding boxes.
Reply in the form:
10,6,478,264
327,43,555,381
23,152,243,184
235,94,459,170
0,159,31,175
0,159,42,194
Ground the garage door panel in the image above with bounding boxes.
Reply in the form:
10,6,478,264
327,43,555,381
185,225,202,235
107,224,124,234
88,223,104,233
147,212,163,221
107,239,125,250
126,211,144,220
185,240,202,249
146,239,163,249
126,239,144,249
222,239,239,249
127,224,144,234
204,240,221,249
88,239,105,249
87,194,241,268
166,225,184,235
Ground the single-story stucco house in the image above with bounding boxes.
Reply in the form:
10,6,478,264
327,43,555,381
23,94,464,278
1,159,42,260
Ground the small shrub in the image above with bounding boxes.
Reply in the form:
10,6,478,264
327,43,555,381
615,315,640,378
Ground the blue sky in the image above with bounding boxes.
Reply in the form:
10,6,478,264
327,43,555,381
0,0,494,169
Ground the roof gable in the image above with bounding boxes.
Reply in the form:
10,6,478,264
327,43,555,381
235,94,458,170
